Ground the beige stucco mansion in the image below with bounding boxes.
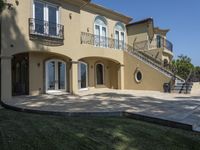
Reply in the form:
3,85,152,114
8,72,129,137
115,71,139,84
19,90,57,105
0,0,182,100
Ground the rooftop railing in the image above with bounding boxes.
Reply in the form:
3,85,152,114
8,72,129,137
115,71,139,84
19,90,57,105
149,38,173,52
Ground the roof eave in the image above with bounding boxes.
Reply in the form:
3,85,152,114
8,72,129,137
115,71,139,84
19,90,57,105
86,3,133,24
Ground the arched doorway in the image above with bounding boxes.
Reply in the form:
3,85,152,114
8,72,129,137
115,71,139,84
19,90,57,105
45,59,66,93
78,62,88,90
12,53,29,96
96,63,104,85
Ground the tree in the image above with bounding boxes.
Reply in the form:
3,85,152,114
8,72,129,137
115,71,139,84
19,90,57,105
192,66,200,82
0,0,5,13
172,55,194,80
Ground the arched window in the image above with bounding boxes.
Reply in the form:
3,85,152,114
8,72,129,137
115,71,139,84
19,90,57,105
114,22,125,49
96,63,104,85
94,16,108,47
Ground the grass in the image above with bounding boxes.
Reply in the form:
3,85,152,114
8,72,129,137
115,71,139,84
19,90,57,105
0,108,200,150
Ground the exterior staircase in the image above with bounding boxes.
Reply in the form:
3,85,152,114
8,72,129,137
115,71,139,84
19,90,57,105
172,81,193,94
126,41,195,94
171,70,194,94
125,48,185,82
126,48,195,94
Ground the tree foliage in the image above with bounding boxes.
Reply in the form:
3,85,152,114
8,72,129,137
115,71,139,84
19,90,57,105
192,66,200,82
0,0,5,13
172,55,194,80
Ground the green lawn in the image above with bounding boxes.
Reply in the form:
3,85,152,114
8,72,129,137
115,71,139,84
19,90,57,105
0,108,200,150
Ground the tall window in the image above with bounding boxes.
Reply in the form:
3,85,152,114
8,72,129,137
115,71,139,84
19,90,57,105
33,0,59,35
156,35,163,48
114,22,125,50
94,16,108,47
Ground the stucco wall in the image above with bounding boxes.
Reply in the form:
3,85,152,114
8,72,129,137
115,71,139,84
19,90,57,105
123,52,171,91
80,10,127,40
29,52,71,95
1,0,81,59
80,57,119,89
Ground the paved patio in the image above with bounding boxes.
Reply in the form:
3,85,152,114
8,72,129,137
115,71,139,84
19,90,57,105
2,89,200,131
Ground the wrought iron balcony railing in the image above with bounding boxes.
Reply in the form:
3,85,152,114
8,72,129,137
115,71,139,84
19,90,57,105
29,18,64,40
149,38,173,52
80,32,132,51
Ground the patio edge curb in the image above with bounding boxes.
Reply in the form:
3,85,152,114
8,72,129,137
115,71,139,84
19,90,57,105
0,99,194,132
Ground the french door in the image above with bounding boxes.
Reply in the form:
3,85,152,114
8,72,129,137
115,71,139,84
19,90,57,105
115,30,125,49
78,62,88,90
33,0,59,35
95,25,107,47
45,60,66,93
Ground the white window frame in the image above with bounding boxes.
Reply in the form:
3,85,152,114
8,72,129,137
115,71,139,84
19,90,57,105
32,0,60,35
78,61,88,91
45,59,67,93
114,23,126,50
94,16,108,48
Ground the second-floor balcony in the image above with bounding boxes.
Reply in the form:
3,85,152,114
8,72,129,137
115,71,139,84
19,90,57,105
81,32,132,51
29,18,64,41
149,37,173,52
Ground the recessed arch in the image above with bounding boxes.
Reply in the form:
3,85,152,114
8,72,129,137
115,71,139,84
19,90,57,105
95,63,104,85
78,56,121,65
115,22,125,32
94,15,108,26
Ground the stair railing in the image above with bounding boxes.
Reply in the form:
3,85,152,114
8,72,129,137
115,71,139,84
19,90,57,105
179,69,193,94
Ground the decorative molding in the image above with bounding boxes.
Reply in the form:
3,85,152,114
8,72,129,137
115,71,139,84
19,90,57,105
71,61,79,64
0,56,13,59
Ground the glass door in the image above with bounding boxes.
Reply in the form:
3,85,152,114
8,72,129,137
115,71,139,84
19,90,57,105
58,62,66,90
47,5,58,36
78,62,88,90
95,25,101,46
115,31,120,49
33,1,59,35
34,1,45,34
102,27,107,47
46,60,66,93
47,61,56,91
121,32,125,49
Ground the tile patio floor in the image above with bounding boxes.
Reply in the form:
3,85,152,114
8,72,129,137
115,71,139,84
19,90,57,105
2,88,200,131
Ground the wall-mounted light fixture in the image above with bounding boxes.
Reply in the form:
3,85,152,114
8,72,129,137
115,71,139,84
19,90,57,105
87,27,90,32
69,13,72,20
15,0,19,6
37,63,40,67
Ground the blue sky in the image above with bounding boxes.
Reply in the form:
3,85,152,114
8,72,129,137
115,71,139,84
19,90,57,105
92,0,200,66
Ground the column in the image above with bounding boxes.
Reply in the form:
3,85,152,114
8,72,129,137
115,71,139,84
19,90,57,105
118,64,125,90
70,60,78,94
1,56,12,101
